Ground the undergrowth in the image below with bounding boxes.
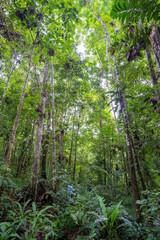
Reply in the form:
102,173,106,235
0,173,160,240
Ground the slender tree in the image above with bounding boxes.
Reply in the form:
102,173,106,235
73,110,81,180
149,24,160,71
98,83,107,185
89,0,141,219
31,61,49,198
51,61,56,189
41,110,50,179
5,17,42,169
25,125,35,178
145,46,160,94
69,107,76,169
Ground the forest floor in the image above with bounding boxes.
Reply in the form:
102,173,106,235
1,182,160,240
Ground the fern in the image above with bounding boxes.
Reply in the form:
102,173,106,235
109,201,121,233
98,196,108,218
111,0,160,23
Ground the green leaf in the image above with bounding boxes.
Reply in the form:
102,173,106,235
110,201,121,229
141,12,146,22
32,202,37,216
98,196,107,219
37,206,53,218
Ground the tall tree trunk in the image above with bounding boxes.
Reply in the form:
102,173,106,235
3,134,9,160
73,111,81,180
51,61,56,189
5,22,41,169
89,0,141,220
16,150,25,178
131,140,146,191
103,142,106,185
97,33,129,193
41,110,50,179
25,125,35,178
69,107,76,168
119,91,141,218
108,86,129,192
149,24,160,70
145,45,159,94
31,61,49,198
16,126,30,177
99,83,107,185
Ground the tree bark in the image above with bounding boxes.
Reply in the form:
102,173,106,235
99,83,107,185
145,46,158,85
145,45,159,94
149,24,160,70
73,111,80,180
25,125,35,178
119,92,141,218
16,151,25,178
51,61,56,189
16,126,31,177
5,22,41,169
41,110,50,179
31,61,49,198
131,140,146,191
69,107,76,168
108,82,128,191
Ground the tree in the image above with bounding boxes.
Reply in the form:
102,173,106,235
5,3,44,169
88,0,141,220
31,61,49,198
51,61,56,189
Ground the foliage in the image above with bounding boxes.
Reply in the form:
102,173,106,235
0,222,21,240
0,0,160,239
0,163,16,192
137,190,160,238
111,0,160,23
4,199,54,239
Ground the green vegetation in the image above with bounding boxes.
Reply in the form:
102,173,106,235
0,0,160,239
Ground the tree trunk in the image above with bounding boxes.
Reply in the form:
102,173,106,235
31,61,49,198
99,83,107,185
5,22,41,169
41,110,50,179
69,107,76,168
3,134,9,160
51,61,56,189
108,82,129,192
119,92,141,218
73,111,80,180
96,25,129,193
131,140,146,191
16,151,25,178
145,45,159,94
25,125,35,178
149,24,160,70
89,0,141,220
16,126,31,177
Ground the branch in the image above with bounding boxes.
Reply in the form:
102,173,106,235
29,28,34,43
91,36,106,45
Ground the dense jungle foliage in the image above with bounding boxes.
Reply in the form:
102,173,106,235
0,0,160,239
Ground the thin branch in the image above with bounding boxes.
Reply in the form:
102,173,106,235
29,28,34,43
91,36,106,45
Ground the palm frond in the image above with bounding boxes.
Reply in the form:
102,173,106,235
111,0,160,23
